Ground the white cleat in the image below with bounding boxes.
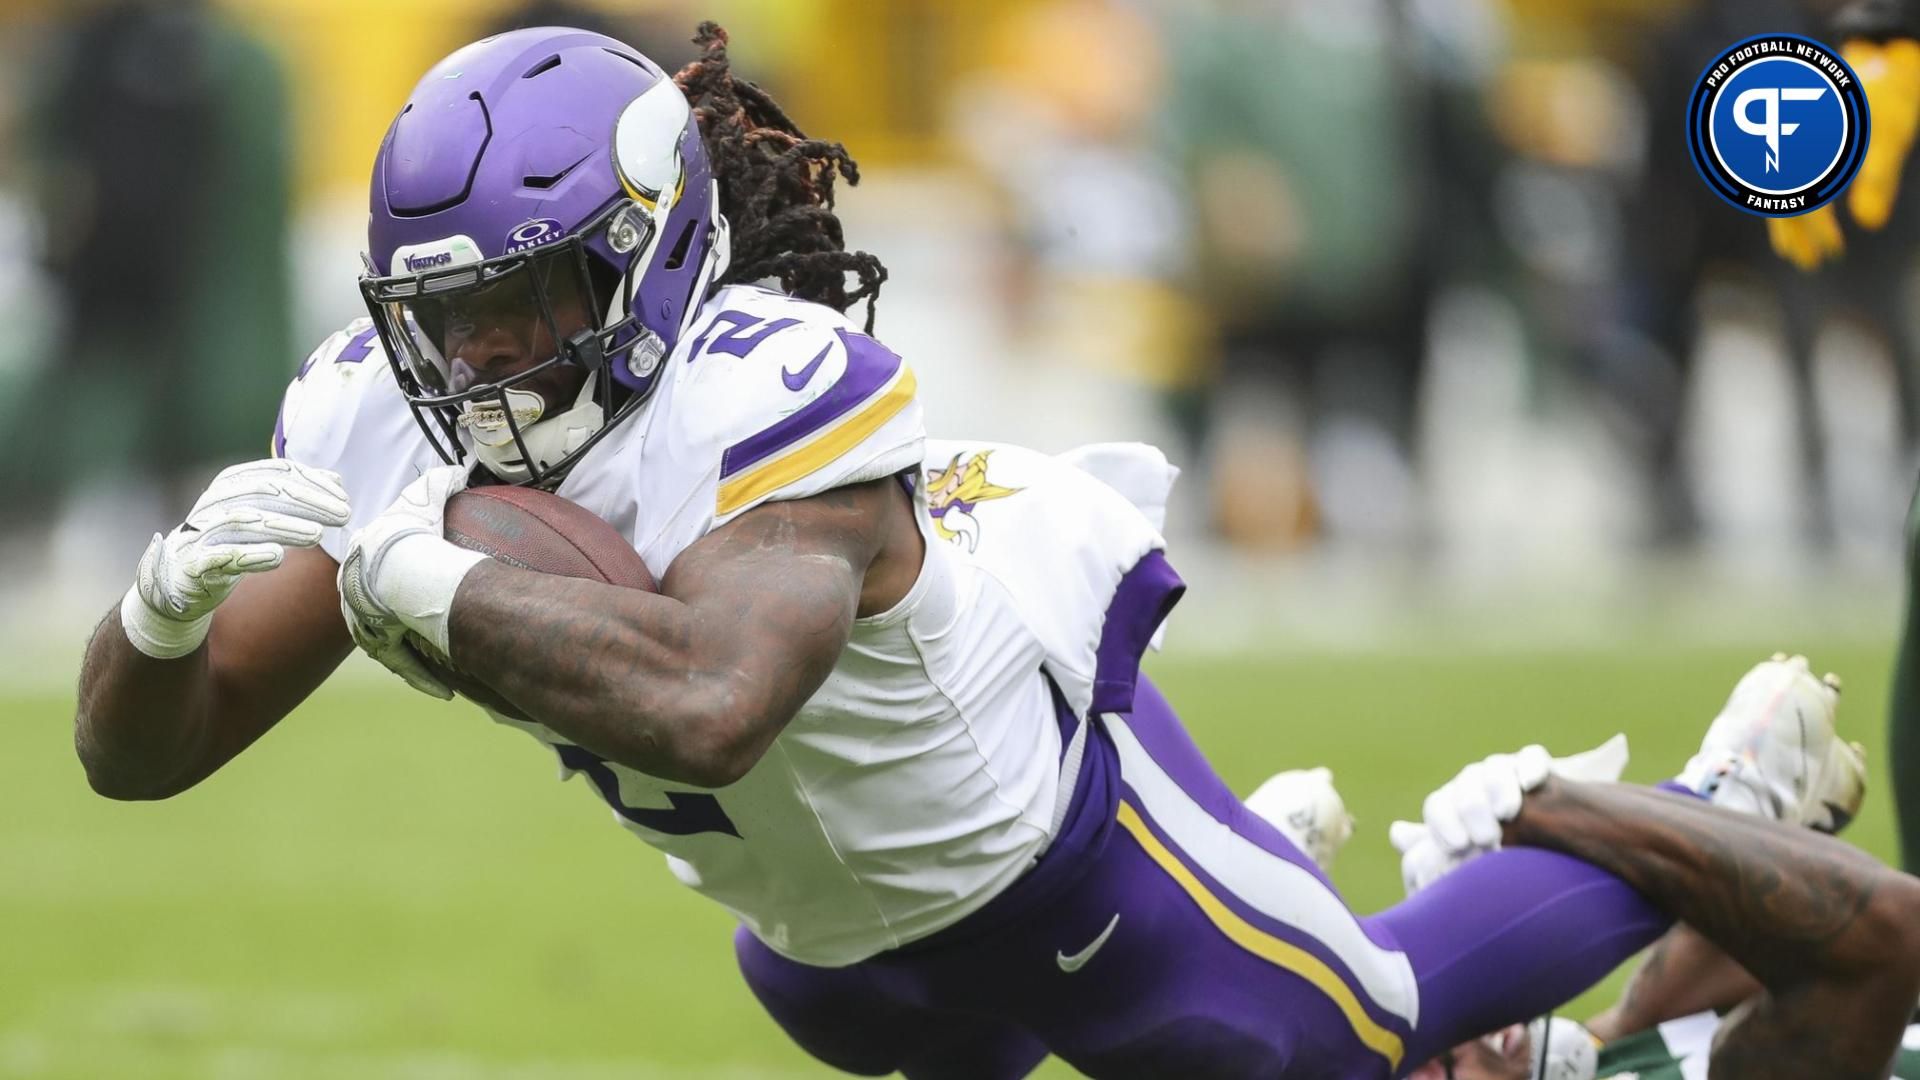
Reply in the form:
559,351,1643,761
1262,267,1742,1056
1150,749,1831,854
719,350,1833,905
1246,767,1355,872
1677,654,1865,832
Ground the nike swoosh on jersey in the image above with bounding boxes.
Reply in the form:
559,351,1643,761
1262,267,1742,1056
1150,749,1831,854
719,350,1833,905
1056,913,1121,973
782,343,832,391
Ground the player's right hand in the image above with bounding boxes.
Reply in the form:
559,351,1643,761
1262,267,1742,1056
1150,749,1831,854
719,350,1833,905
336,464,478,701
121,458,350,659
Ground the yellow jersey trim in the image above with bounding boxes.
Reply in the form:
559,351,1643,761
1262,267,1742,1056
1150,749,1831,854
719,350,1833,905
715,367,918,516
1116,800,1406,1069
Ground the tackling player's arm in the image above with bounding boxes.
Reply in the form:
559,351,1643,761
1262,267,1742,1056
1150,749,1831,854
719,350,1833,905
1510,780,1920,1080
1585,924,1762,1042
444,478,920,788
73,459,354,800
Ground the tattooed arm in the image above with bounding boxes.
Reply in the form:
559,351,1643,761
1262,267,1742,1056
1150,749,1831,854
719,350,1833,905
1509,780,1920,1080
444,478,922,788
76,546,352,800
1585,925,1761,1042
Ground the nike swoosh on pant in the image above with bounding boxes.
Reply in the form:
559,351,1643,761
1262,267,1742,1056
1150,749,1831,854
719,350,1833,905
1056,913,1121,973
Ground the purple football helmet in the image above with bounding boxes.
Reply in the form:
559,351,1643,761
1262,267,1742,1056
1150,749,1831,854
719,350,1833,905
359,26,729,485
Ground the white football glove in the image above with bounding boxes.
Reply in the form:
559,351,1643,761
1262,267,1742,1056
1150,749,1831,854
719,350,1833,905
121,459,351,659
1391,734,1630,894
337,465,486,699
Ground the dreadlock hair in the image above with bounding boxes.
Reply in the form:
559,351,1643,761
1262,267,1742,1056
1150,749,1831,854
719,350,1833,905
674,22,887,332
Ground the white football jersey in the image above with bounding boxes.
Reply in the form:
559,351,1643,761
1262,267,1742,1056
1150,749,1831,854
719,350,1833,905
274,285,1176,965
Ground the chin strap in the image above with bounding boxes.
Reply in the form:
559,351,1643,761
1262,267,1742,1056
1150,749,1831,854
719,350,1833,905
1535,1010,1552,1080
1529,1012,1601,1080
693,194,733,324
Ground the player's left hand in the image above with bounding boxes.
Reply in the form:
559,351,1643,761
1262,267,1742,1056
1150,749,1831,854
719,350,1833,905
338,465,484,699
1392,734,1629,894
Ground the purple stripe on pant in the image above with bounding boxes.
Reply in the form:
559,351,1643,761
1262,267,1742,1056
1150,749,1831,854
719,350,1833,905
1089,551,1186,715
736,676,1670,1078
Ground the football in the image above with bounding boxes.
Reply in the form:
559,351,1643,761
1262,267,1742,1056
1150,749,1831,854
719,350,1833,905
409,484,657,718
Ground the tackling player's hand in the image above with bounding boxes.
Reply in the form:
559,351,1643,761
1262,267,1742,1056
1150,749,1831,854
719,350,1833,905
1391,734,1629,894
122,458,351,659
338,465,484,699
1770,36,1920,269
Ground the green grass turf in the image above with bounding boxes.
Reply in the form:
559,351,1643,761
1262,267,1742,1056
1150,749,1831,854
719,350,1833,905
0,643,1900,1078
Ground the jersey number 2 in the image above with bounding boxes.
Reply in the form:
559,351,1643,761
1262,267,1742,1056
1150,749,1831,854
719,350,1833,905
554,744,741,838
296,325,378,380
686,311,799,361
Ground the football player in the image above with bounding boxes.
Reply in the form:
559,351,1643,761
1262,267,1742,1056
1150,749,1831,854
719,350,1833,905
1388,655,1916,1080
1368,660,1909,1080
73,25,1920,1079
1251,730,1905,1080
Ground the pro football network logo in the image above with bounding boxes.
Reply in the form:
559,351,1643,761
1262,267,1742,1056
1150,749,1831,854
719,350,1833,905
1687,35,1869,217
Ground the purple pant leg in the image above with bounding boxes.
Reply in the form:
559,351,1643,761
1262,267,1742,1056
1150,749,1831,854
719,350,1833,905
738,671,1676,1078
735,926,1049,1080
1364,784,1699,1066
868,717,1393,1079
1364,846,1671,1068
1126,675,1671,1073
735,926,899,1076
1121,676,1343,893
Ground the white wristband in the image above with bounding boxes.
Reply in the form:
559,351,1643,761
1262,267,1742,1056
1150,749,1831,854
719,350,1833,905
120,585,213,660
377,533,488,657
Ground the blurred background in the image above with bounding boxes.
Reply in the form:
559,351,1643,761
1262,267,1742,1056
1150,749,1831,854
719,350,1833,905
0,0,1913,654
0,1,1915,1077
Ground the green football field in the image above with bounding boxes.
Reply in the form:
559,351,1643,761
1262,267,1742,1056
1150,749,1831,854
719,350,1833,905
1,643,1902,1079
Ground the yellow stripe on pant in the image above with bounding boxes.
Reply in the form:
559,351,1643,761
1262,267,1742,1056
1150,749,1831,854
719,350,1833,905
1116,800,1406,1070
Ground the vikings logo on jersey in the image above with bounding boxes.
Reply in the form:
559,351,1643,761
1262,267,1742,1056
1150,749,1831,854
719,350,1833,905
926,450,1023,552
